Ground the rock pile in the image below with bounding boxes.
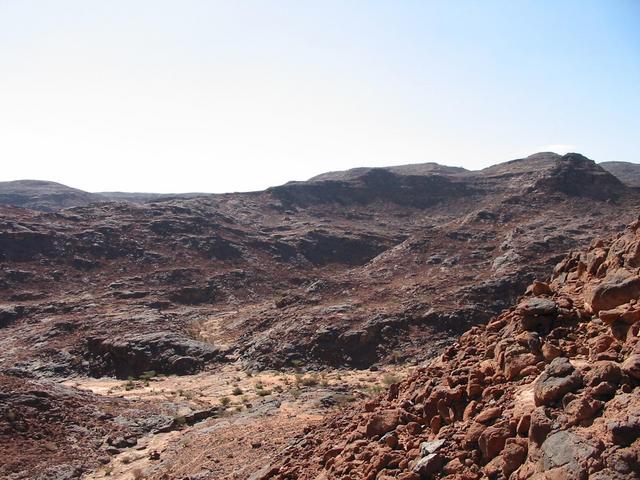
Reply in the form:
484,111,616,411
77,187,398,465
267,220,640,479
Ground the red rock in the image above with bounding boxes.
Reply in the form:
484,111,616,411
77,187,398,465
501,439,527,476
466,382,483,398
475,407,502,424
443,457,466,475
621,354,640,380
463,400,478,421
478,423,513,460
365,410,399,437
430,415,442,435
533,357,582,406
405,422,421,435
542,342,562,362
584,360,622,386
586,273,640,313
504,353,540,380
463,422,485,448
529,407,552,445
564,395,603,424
589,381,617,398
529,280,552,296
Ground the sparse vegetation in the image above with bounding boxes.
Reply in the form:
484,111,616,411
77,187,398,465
333,393,356,405
220,396,231,407
232,386,243,395
139,370,156,381
295,373,319,387
381,372,401,386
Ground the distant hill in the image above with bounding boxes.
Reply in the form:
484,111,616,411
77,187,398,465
0,180,105,212
1,153,636,211
99,191,209,203
0,180,210,211
600,161,640,188
309,162,467,181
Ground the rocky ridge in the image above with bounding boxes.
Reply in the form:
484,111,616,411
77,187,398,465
266,219,640,479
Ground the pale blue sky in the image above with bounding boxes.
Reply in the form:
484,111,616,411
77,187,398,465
0,1,638,192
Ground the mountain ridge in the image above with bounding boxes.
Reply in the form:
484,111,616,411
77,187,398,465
1,152,636,212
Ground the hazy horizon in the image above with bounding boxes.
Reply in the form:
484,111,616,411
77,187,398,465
1,1,638,193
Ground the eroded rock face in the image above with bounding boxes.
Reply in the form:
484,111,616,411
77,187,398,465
86,332,221,378
267,219,640,480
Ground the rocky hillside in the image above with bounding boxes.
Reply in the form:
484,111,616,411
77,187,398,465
0,180,105,212
600,161,640,188
266,220,640,479
0,153,638,380
0,180,208,211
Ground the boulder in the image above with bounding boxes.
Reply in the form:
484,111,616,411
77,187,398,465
540,431,599,480
608,417,640,446
586,273,640,313
501,439,527,476
412,453,444,477
534,357,582,406
529,407,552,445
478,422,513,460
517,297,557,332
563,395,603,424
584,361,622,386
621,354,640,380
419,439,445,457
475,407,502,424
0,305,25,328
365,410,399,437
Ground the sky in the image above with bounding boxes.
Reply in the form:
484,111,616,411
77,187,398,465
0,1,638,193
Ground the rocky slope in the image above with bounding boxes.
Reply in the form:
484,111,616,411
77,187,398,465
1,152,640,479
266,219,640,479
600,162,640,188
0,180,105,212
0,180,209,212
1,153,638,379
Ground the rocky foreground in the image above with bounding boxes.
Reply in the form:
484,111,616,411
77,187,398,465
266,221,640,479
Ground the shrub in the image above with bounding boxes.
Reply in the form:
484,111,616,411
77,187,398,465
139,370,156,381
298,374,319,387
381,373,401,386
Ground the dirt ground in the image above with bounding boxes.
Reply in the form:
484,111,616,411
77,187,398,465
67,363,412,480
